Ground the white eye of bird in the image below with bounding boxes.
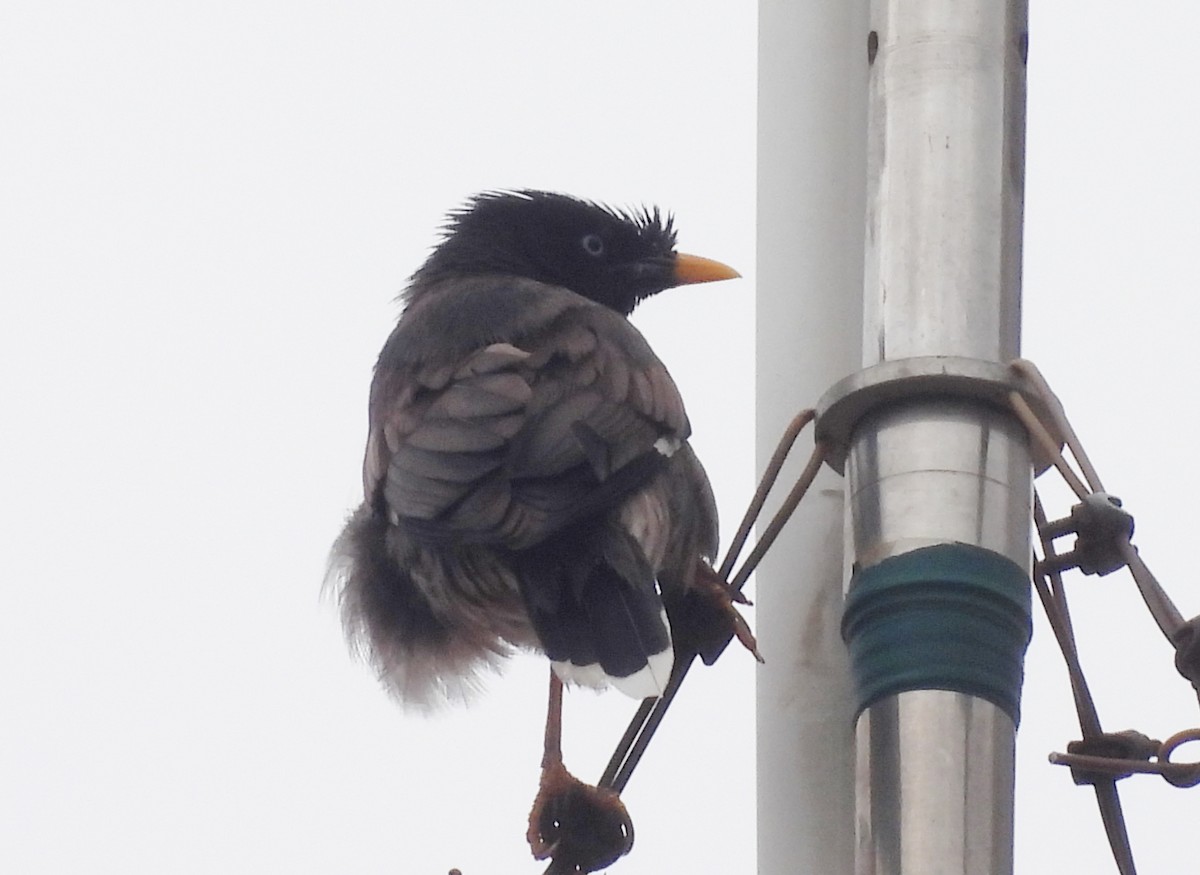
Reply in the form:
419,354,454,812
580,233,605,257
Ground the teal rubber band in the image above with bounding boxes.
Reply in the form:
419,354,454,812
841,543,1032,724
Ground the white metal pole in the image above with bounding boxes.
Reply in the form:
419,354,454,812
756,2,867,873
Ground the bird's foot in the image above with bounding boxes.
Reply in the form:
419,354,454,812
527,758,634,873
669,562,763,666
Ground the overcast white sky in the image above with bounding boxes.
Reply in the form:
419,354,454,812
2,2,1197,874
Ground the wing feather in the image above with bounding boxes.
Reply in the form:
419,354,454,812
364,280,690,550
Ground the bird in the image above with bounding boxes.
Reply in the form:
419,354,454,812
328,189,749,870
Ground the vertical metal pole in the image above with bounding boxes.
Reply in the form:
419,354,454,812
756,1,866,873
849,2,1031,874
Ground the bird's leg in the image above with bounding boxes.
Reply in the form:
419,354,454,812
527,672,568,859
543,668,564,768
527,671,635,872
666,561,763,667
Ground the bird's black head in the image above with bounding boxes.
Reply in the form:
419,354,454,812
410,190,737,316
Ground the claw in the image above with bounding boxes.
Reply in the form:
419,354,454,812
667,562,762,666
728,586,753,606
726,602,764,664
529,672,635,873
528,758,634,872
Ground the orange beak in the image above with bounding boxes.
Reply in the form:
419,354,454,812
672,252,741,286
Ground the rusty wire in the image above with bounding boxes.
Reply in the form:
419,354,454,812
534,410,824,874
1011,358,1107,492
537,410,824,875
597,410,823,795
1013,359,1200,875
1032,490,1135,874
1032,493,1103,738
1049,728,1200,789
538,360,1200,874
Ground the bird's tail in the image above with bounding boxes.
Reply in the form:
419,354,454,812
518,526,674,699
327,506,508,710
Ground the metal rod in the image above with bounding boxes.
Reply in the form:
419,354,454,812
729,441,826,593
597,419,821,794
850,2,1031,873
718,409,814,582
1032,492,1102,739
